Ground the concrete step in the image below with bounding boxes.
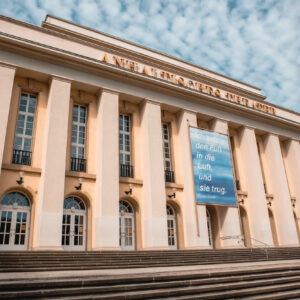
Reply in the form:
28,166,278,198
1,265,300,299
29,280,300,299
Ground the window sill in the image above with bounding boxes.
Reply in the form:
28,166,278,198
65,171,96,180
165,182,184,190
1,163,41,174
119,177,143,186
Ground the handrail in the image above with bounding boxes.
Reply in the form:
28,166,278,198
220,234,271,259
220,235,270,248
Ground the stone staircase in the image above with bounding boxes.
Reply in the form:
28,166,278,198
1,247,300,272
1,248,300,299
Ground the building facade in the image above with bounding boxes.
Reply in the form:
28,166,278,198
1,15,300,251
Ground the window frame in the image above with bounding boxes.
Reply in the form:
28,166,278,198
13,92,37,153
119,114,132,166
162,123,172,171
71,104,87,160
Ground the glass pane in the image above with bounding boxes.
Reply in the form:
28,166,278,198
20,234,25,245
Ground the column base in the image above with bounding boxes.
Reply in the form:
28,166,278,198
31,246,63,251
91,246,121,251
142,246,170,251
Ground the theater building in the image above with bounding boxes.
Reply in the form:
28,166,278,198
0,14,300,252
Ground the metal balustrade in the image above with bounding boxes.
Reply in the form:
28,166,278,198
120,164,134,178
70,157,86,172
165,170,175,183
12,149,31,166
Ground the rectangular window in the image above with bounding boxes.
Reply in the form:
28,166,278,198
12,93,37,165
70,104,87,172
162,123,172,171
120,114,133,177
162,123,174,182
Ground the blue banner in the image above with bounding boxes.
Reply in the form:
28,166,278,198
190,127,237,206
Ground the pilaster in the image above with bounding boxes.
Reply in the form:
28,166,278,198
93,89,120,250
262,134,298,245
282,139,300,223
0,64,16,174
210,119,242,247
33,76,71,250
140,100,168,249
236,127,273,246
176,110,206,248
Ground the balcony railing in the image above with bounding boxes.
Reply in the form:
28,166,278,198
12,149,31,166
165,170,175,183
70,157,86,172
120,164,134,178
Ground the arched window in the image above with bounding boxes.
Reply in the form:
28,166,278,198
119,200,133,214
1,192,30,207
167,204,175,216
0,192,31,250
63,196,85,210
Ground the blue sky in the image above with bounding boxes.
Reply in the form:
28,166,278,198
1,0,299,113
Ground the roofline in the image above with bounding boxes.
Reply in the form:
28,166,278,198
44,14,262,92
1,29,299,119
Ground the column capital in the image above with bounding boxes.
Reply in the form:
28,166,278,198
0,61,17,70
49,75,73,84
209,118,228,135
142,98,161,107
100,88,119,96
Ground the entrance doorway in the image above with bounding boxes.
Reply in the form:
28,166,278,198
268,208,279,246
167,204,177,249
0,192,31,250
119,200,135,250
206,209,213,248
239,206,251,247
293,212,300,243
62,196,86,250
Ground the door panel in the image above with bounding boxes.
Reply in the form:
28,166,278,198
62,211,86,250
0,209,30,250
120,214,135,250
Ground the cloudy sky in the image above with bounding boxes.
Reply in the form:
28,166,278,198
0,0,299,112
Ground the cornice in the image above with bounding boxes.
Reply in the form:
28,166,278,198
42,22,265,101
0,60,17,70
0,14,263,99
0,31,300,131
43,15,262,92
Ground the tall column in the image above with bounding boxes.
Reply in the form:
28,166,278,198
209,119,242,247
262,134,298,245
176,110,206,248
34,76,71,250
0,63,15,174
282,140,300,222
93,89,119,250
140,100,168,249
236,127,273,246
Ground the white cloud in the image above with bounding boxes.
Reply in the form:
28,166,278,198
0,0,299,112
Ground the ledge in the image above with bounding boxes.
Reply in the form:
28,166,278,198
119,177,143,185
1,163,41,174
237,190,248,197
65,171,96,180
165,182,184,190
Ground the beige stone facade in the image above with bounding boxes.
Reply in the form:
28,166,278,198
0,14,300,251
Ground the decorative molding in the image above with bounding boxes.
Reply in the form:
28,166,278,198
71,89,95,104
17,78,44,93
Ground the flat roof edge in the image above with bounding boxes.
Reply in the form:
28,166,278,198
43,14,262,93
